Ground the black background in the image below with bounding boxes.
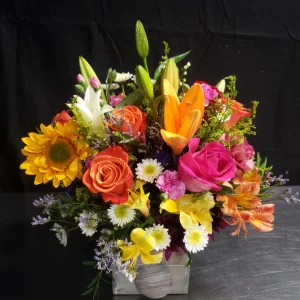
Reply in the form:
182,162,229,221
1,1,300,300
1,0,300,192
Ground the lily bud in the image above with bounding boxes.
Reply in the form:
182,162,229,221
162,58,179,93
75,84,84,94
89,77,100,89
79,56,100,86
135,65,154,100
135,20,149,58
77,74,85,83
216,79,226,93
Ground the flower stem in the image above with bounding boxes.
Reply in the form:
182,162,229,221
143,57,149,74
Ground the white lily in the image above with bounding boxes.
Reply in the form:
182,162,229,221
67,86,113,137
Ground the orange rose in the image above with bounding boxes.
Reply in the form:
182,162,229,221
82,146,133,204
221,98,251,128
109,106,147,141
52,110,71,124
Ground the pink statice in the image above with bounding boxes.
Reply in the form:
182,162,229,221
196,81,220,107
230,139,255,172
156,170,186,200
109,93,124,107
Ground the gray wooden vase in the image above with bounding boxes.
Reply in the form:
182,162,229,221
112,251,190,297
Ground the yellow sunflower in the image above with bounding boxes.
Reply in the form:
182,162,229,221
20,120,90,188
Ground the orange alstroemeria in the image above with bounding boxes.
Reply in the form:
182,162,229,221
217,182,275,236
160,79,205,155
221,98,251,129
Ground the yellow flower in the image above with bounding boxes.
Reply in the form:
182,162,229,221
126,180,150,217
20,120,90,188
160,79,205,155
160,193,215,233
118,228,163,267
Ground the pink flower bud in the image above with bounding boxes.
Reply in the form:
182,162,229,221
108,93,124,106
89,77,100,89
77,74,85,83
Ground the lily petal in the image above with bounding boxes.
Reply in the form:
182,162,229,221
160,129,189,156
177,109,201,141
179,83,205,127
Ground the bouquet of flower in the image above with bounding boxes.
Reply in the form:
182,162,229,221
20,21,294,298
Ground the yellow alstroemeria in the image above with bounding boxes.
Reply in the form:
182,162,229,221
160,194,215,233
118,228,163,267
126,180,150,217
160,79,205,155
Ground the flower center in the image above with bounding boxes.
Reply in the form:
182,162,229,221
188,231,201,245
115,205,129,219
46,137,76,168
151,231,164,244
144,165,156,176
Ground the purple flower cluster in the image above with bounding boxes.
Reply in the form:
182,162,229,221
279,188,300,204
32,215,50,226
94,230,130,275
265,171,289,186
33,194,58,215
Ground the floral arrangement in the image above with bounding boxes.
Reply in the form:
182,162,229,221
20,21,296,298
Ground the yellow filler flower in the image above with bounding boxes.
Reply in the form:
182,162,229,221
160,193,215,233
20,120,90,188
119,228,163,267
160,79,205,155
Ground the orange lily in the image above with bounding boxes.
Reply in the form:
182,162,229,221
160,79,205,155
217,182,275,236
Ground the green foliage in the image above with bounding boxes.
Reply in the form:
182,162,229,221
197,76,258,147
223,75,238,99
161,41,170,62
217,185,238,196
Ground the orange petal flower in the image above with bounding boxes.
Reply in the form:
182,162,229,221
217,182,275,236
222,99,251,129
161,79,205,155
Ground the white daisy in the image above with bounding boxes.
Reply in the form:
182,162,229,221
107,204,136,227
183,224,209,253
101,83,120,90
145,224,171,251
51,223,67,247
76,210,99,237
114,72,133,83
135,158,163,183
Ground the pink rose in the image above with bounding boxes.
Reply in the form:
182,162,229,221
178,138,236,192
230,139,255,172
156,170,186,200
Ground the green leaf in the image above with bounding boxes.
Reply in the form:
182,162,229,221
153,50,191,81
115,90,144,108
88,274,100,289
218,185,237,196
185,252,193,267
82,261,96,266
81,287,95,296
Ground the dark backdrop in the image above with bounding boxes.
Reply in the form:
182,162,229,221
1,1,300,189
1,2,300,300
